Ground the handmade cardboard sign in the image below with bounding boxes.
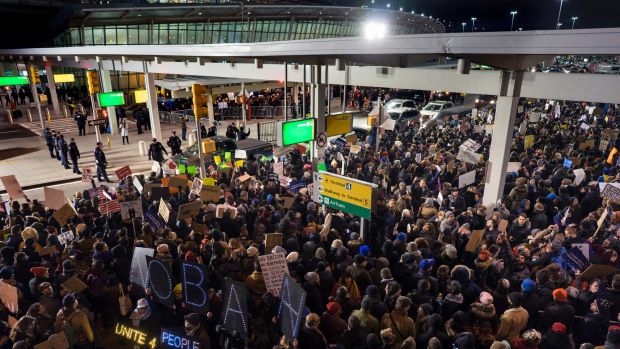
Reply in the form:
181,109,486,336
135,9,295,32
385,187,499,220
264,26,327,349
115,166,132,180
33,332,70,349
458,170,476,189
81,168,93,183
133,177,144,194
258,253,290,297
44,187,68,210
177,200,203,220
52,203,77,226
120,200,143,219
265,233,283,253
0,175,25,200
61,276,88,293
199,186,220,203
466,230,485,252
158,199,171,222
190,177,203,196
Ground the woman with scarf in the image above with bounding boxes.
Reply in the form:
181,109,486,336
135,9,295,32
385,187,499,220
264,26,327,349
330,271,362,304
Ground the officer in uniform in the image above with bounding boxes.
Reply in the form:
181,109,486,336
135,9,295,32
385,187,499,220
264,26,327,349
44,128,55,158
54,132,63,161
167,131,182,156
69,138,81,174
94,142,111,182
75,111,87,136
59,135,70,169
148,138,168,176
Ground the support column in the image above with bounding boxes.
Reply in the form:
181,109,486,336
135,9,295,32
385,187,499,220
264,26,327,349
311,65,326,165
100,68,118,135
482,71,523,209
44,61,60,117
241,82,247,127
143,62,162,141
293,83,299,117
207,91,214,125
27,63,44,131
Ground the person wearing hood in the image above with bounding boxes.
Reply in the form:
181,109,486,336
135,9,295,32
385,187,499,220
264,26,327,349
509,177,529,211
129,298,161,344
469,291,497,348
439,280,465,320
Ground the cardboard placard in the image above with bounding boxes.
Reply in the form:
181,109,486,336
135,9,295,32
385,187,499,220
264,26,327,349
0,282,18,317
81,168,93,183
99,199,121,215
199,186,220,203
350,145,362,154
177,199,203,220
258,252,290,297
498,219,509,233
573,169,585,186
133,177,144,194
190,177,203,196
345,133,358,145
115,165,133,180
202,177,216,186
150,187,170,202
39,246,57,257
61,276,88,293
466,230,485,252
162,175,188,194
458,170,476,189
602,183,620,201
33,332,70,349
239,174,251,183
580,264,619,280
265,233,283,253
273,162,284,177
44,186,68,210
506,162,521,173
215,204,237,219
283,197,295,209
524,135,535,149
120,200,143,220
0,175,26,200
158,199,171,222
52,203,77,226
456,148,482,165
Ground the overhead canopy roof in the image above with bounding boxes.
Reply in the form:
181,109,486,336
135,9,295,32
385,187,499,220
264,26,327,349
154,76,261,91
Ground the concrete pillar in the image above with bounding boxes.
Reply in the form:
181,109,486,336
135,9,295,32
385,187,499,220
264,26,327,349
482,71,523,209
27,63,44,131
143,62,162,141
44,61,61,117
311,65,326,164
207,91,215,124
293,83,299,116
100,68,118,135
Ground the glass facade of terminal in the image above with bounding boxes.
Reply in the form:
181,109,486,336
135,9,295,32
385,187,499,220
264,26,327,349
54,19,433,46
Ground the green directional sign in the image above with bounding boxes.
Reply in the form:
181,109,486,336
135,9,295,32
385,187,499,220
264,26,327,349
0,76,30,86
316,171,377,219
98,91,125,107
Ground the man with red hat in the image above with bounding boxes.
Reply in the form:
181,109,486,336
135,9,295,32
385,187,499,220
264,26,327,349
541,288,575,332
28,266,49,299
319,301,347,344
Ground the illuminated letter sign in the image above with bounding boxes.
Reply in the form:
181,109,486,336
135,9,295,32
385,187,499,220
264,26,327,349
160,330,200,349
147,256,174,308
221,279,248,339
278,274,307,340
181,262,209,314
114,322,157,349
129,247,154,290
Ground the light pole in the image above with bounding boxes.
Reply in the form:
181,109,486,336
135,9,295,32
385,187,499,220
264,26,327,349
510,11,518,31
556,22,562,30
556,0,565,30
471,17,477,32
571,16,578,29
461,22,466,32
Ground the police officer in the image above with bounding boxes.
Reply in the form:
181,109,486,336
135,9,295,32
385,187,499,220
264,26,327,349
148,138,168,167
207,121,217,137
167,131,182,156
74,111,87,136
51,131,60,161
59,135,70,169
43,128,55,158
180,116,188,141
69,138,81,174
94,142,111,182
54,132,63,161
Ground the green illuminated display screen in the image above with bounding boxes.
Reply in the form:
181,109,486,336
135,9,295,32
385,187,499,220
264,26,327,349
281,119,315,146
98,92,125,107
0,76,30,86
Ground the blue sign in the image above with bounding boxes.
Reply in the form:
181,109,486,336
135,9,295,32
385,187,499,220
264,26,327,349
160,330,199,349
563,158,573,169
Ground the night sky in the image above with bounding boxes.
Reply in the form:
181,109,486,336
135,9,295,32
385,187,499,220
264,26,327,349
328,0,620,32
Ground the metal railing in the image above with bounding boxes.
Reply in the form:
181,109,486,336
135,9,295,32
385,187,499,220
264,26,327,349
257,121,278,143
159,106,302,123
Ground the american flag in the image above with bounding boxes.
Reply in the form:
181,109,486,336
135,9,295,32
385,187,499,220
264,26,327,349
99,199,121,215
88,187,107,201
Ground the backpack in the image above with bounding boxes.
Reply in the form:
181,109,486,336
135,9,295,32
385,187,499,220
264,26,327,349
60,310,80,346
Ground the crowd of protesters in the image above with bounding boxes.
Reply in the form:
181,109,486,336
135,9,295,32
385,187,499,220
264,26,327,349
2,96,620,349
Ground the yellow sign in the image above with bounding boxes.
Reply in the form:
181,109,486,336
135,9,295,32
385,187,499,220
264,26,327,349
317,171,376,219
134,89,147,104
524,135,534,149
114,323,157,349
326,113,353,137
53,74,75,83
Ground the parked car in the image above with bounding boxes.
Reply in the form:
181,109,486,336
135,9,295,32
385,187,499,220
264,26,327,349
419,101,454,119
420,106,472,129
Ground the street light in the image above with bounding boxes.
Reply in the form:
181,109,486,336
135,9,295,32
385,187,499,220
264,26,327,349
510,11,518,31
571,16,578,29
461,22,466,32
471,17,477,32
556,22,562,30
556,0,565,30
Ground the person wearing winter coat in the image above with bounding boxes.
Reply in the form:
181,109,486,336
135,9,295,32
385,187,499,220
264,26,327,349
380,296,416,346
319,302,347,344
469,291,497,348
577,298,610,346
496,292,529,343
298,313,327,349
351,296,380,335
540,288,575,332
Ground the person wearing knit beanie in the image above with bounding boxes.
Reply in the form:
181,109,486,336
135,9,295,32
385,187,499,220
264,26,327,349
326,301,341,315
552,322,566,334
552,288,568,303
30,267,48,278
479,291,494,305
521,279,536,293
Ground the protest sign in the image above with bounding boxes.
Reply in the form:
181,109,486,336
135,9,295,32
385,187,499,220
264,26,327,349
473,125,484,133
190,177,203,196
99,199,121,215
524,135,535,149
52,203,77,226
58,230,74,245
44,187,68,210
150,187,170,202
564,247,591,273
81,168,93,183
162,175,188,194
456,148,482,165
529,112,541,123
130,247,155,289
563,158,573,169
39,246,57,257
0,175,25,200
147,256,174,308
33,332,70,349
115,166,132,180
265,233,283,253
202,177,216,186
151,161,161,173
61,276,88,293
600,139,610,152
580,264,619,280
466,230,485,252
498,219,509,233
239,174,251,183
349,144,362,154
573,169,585,186
164,159,178,175
0,282,18,320
274,162,284,177
279,274,307,340
459,139,481,152
120,200,143,219
572,243,591,261
602,183,620,201
133,177,144,194
458,170,476,189
215,204,237,219
578,140,595,151
199,186,220,203
177,199,203,220
158,199,171,222
258,253,290,297
222,279,249,339
506,162,521,173
180,261,210,314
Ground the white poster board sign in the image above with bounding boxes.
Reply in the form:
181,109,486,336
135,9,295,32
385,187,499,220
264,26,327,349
458,170,477,189
129,247,155,289
258,252,290,297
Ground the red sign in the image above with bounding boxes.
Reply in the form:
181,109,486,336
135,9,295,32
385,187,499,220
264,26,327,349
115,166,132,180
99,199,121,215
